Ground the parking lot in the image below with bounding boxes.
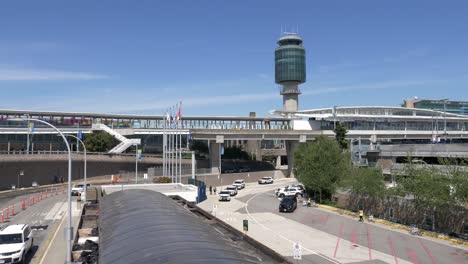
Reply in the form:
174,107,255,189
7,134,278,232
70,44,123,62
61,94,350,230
199,179,468,264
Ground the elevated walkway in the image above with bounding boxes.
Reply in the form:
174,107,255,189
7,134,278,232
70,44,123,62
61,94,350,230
91,124,140,154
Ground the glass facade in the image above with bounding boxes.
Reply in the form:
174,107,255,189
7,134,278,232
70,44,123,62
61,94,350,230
275,47,306,83
403,99,468,115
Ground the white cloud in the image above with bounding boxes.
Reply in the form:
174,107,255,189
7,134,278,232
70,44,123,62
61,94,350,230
12,79,430,114
0,67,109,81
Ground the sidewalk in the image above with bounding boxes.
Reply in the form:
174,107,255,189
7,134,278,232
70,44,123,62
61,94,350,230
34,200,82,264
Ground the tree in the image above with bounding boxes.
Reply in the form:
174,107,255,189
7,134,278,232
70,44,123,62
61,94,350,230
341,167,386,198
222,146,251,160
334,122,348,150
189,140,209,158
83,131,118,152
294,136,351,203
397,163,452,230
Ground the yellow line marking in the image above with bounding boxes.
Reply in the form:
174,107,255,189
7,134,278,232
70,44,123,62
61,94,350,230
35,206,67,264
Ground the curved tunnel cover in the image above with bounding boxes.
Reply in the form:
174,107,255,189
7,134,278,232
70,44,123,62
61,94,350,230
99,189,263,264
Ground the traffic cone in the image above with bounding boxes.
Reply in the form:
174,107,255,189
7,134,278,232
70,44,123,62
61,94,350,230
22,200,26,210
6,208,9,219
1,211,3,223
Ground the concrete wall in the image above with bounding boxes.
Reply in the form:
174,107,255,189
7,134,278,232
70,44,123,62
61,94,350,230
0,154,165,190
181,170,286,188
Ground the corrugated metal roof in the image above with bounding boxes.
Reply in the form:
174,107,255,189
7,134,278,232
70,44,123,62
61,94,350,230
99,190,264,264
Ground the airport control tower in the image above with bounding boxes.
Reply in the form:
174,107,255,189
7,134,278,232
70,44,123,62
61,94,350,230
275,33,306,112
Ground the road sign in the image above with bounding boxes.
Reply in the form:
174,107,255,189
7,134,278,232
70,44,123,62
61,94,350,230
29,123,35,133
293,242,302,260
243,219,248,232
78,130,83,140
137,149,142,160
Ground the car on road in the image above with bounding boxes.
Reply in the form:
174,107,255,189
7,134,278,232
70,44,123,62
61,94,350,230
232,180,245,190
0,224,33,264
279,196,297,213
218,190,231,201
71,183,90,196
258,177,274,184
275,184,304,196
276,186,304,198
225,186,238,196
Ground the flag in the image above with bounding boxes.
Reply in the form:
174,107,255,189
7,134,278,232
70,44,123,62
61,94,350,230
166,111,171,125
176,102,182,125
29,122,35,133
137,149,142,160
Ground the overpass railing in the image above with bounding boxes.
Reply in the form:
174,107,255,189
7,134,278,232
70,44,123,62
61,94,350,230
0,150,164,159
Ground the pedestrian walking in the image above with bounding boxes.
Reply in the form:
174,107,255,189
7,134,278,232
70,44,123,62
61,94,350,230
209,185,213,195
213,187,217,195
359,209,364,222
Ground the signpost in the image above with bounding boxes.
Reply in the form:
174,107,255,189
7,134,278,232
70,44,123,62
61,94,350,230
243,219,248,233
293,242,302,262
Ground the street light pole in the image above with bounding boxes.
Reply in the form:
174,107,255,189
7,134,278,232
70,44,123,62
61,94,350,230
135,144,138,184
64,134,87,201
9,117,73,264
18,170,24,189
443,99,448,141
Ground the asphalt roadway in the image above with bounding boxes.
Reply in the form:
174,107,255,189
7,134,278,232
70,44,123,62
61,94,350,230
0,188,72,264
237,191,468,264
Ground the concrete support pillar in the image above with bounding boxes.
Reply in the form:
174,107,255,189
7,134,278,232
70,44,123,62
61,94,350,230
276,155,282,169
191,151,196,179
286,141,298,178
7,142,10,154
245,140,262,161
209,141,221,174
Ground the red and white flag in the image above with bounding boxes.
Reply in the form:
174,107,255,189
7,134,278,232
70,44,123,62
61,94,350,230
175,102,182,125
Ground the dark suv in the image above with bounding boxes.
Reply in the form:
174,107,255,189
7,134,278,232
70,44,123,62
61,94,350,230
279,196,297,213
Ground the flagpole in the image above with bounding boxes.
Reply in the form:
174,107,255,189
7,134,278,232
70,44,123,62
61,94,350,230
179,101,183,184
174,104,179,183
171,106,175,183
163,110,167,177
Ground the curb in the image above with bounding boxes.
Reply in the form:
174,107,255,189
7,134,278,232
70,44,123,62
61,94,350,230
316,204,468,247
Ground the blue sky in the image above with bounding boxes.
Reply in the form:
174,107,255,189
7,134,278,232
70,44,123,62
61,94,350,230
0,0,467,116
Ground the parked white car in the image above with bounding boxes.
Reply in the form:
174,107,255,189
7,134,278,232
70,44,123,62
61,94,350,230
233,180,245,190
277,186,304,198
258,177,274,184
218,190,231,201
0,224,33,264
225,186,238,196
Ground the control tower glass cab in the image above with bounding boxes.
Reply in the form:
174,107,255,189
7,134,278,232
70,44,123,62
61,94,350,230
275,33,306,113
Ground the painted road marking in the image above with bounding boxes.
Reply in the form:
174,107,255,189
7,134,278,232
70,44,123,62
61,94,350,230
418,237,438,264
406,248,420,264
44,203,63,220
244,192,341,264
388,236,399,264
37,206,67,264
333,223,344,258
